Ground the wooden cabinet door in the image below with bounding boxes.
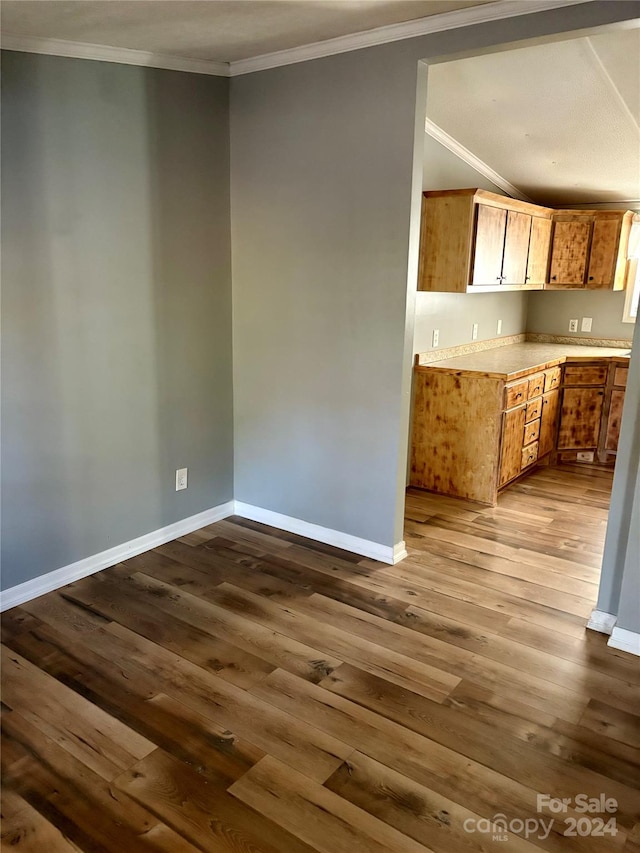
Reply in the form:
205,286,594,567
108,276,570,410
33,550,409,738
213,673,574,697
499,405,526,487
605,389,625,452
539,389,560,457
548,219,591,286
526,217,552,285
587,218,619,288
502,211,531,284
472,205,506,285
557,387,604,449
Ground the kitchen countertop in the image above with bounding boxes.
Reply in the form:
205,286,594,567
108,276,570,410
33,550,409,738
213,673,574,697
415,342,631,381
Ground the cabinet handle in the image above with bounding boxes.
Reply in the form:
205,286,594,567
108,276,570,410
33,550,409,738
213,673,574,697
551,276,557,281
525,275,531,281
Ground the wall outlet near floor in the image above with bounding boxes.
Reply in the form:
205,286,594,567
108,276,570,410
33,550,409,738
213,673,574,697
432,329,439,348
496,319,503,335
568,319,579,333
175,468,188,491
472,323,478,341
581,317,593,332
577,452,594,463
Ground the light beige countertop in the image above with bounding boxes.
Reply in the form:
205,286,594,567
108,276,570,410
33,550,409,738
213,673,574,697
415,342,631,381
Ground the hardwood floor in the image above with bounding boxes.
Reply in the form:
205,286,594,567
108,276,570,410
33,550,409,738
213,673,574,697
2,463,639,852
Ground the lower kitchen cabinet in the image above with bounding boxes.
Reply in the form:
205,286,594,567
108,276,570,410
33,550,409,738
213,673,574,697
557,387,605,450
499,405,526,488
538,389,560,457
410,355,628,505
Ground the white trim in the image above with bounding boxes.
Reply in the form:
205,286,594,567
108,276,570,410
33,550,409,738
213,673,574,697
608,626,640,657
234,500,404,564
424,118,534,202
392,542,409,564
228,0,591,76
1,1,590,79
586,608,617,635
0,33,231,77
0,500,234,611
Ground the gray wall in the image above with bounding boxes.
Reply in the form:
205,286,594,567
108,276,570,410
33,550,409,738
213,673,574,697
596,317,640,632
415,134,528,353
527,290,634,341
1,51,234,589
230,1,637,549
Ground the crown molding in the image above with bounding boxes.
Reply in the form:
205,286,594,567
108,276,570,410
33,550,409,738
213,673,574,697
424,118,534,202
228,0,593,76
0,33,231,76
1,0,591,79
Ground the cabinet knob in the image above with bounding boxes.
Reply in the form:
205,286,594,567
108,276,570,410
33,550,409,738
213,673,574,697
589,276,594,281
551,276,557,281
525,276,530,282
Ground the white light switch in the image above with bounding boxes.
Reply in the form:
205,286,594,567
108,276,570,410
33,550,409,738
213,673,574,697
472,323,478,340
568,319,578,333
581,317,593,332
432,329,439,348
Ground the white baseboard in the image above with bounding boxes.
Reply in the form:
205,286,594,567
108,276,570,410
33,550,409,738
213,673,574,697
0,497,407,611
233,501,406,565
608,627,640,657
0,500,234,612
586,609,617,635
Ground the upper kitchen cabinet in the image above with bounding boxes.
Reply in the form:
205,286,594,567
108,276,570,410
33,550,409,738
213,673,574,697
417,189,634,293
418,189,552,293
547,210,633,290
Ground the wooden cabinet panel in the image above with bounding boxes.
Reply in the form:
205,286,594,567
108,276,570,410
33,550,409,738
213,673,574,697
548,219,591,286
604,389,625,452
587,218,619,287
502,211,531,284
544,367,562,392
539,389,560,457
525,399,542,423
504,380,528,409
527,373,545,399
557,387,604,449
614,367,628,388
418,194,474,292
563,365,608,386
523,419,541,446
526,217,551,285
472,205,507,285
521,441,539,470
499,405,526,487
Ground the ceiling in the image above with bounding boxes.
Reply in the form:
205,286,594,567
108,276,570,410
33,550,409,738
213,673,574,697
426,27,640,208
1,0,495,63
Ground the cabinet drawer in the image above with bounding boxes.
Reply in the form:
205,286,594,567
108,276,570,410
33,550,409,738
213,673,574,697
504,380,529,409
525,399,542,422
614,367,628,388
544,367,562,392
523,419,540,446
521,441,539,470
527,373,545,399
563,365,608,386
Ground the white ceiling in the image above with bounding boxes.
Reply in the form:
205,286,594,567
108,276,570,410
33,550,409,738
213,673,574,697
426,28,640,207
1,0,495,63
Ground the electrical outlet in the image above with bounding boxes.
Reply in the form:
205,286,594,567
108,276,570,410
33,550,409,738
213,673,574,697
472,323,479,340
432,329,439,348
497,319,503,335
581,317,593,332
176,468,188,491
568,319,579,333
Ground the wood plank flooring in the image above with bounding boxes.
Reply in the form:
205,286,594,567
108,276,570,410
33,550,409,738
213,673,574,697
2,463,639,852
